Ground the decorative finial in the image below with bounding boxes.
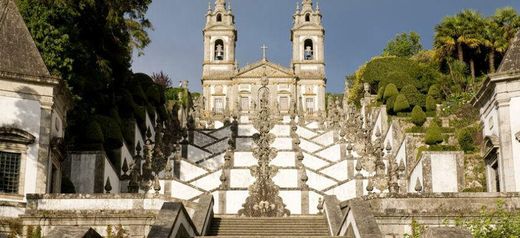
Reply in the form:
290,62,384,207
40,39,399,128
228,0,232,10
296,2,300,12
415,177,423,192
208,1,212,11
316,1,320,11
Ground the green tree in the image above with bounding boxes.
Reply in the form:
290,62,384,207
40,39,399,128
460,200,520,238
383,83,399,102
393,94,411,113
383,32,423,57
411,106,427,127
425,122,443,145
482,8,520,73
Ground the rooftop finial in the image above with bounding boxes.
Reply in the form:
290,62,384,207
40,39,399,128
296,2,300,12
316,1,320,11
208,1,212,11
228,0,232,10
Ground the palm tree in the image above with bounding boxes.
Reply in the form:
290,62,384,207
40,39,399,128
434,16,464,61
457,10,485,80
481,20,507,73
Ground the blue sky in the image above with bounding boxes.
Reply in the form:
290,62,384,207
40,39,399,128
131,0,520,93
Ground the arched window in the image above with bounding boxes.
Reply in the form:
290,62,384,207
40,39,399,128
304,39,314,60
216,14,222,22
214,39,224,61
305,13,310,22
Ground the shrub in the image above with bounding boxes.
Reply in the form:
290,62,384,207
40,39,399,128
393,94,411,113
425,122,443,145
383,83,399,101
427,84,442,100
401,84,423,107
425,95,437,112
410,105,427,127
146,85,161,105
386,95,397,114
83,120,104,144
457,127,477,152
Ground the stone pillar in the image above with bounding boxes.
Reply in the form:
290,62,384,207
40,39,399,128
496,99,517,191
36,104,52,193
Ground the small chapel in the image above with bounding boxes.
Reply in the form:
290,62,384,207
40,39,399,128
201,0,326,117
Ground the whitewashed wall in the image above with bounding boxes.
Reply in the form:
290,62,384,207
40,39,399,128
0,96,41,200
510,97,520,190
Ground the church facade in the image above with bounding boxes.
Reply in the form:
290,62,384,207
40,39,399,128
201,0,326,116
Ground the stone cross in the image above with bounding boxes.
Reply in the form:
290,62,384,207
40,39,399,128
261,44,268,60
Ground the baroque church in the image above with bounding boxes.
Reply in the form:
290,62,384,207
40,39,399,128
2,0,520,237
201,0,326,116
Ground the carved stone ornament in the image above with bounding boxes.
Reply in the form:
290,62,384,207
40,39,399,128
238,70,290,217
516,131,520,143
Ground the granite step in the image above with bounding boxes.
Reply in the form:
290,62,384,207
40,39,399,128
204,216,330,237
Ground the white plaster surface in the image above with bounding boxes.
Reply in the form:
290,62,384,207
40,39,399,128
325,180,356,201
214,121,224,129
279,190,301,214
306,121,320,129
229,169,255,188
212,191,220,213
320,160,349,181
272,151,296,167
430,154,458,192
308,191,321,214
187,145,212,163
103,157,120,193
273,169,298,188
226,190,249,213
299,138,322,153
306,170,337,191
70,154,96,194
234,152,256,167
312,131,334,146
210,126,230,139
191,170,222,191
302,152,329,170
193,131,216,148
239,116,250,123
272,124,290,137
171,180,203,200
236,137,254,151
297,126,318,139
317,144,341,162
0,205,24,217
180,161,208,181
199,152,224,170
238,124,258,136
0,96,41,196
205,139,228,153
510,97,520,191
272,137,293,150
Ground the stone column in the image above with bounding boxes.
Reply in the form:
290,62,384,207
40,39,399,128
36,103,52,193
496,99,517,191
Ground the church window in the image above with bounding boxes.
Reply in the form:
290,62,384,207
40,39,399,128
305,13,310,22
0,151,21,194
216,14,222,22
304,39,314,60
214,98,224,113
491,161,500,192
305,98,315,113
215,39,225,61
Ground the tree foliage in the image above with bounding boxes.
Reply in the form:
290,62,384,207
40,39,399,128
458,200,520,238
17,0,156,149
383,32,423,57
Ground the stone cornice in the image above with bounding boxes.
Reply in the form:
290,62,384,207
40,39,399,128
0,70,60,86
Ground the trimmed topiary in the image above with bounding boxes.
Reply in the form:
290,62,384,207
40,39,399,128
386,95,397,114
146,85,161,105
425,95,437,112
393,94,410,113
83,120,105,144
383,83,399,102
411,105,427,127
425,122,443,145
400,84,422,107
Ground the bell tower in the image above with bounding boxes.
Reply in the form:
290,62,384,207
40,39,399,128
202,0,237,114
291,0,326,114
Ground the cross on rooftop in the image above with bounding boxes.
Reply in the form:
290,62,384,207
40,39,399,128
261,44,268,60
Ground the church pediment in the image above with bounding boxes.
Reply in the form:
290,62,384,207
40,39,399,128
204,24,235,31
235,61,294,78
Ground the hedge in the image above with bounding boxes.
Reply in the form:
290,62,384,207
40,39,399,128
386,95,397,114
83,120,104,144
401,84,423,108
95,115,124,150
384,83,399,102
426,95,437,112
